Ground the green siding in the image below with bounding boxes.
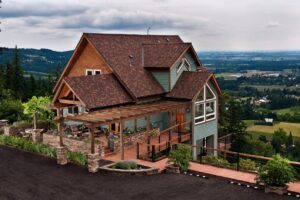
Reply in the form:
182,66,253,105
151,71,170,92
170,52,198,89
124,112,170,131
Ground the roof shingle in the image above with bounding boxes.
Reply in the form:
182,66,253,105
64,74,133,109
84,33,184,98
166,71,213,100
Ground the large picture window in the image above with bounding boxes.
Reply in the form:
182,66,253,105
194,83,216,125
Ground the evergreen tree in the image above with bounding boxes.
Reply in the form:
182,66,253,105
28,74,37,98
11,46,24,99
286,132,294,148
4,61,14,90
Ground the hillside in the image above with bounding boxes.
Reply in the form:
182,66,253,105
1,48,300,74
0,48,72,73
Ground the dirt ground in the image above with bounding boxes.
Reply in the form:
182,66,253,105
0,145,296,200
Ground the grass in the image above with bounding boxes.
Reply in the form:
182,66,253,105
240,84,299,91
245,121,300,137
274,106,300,115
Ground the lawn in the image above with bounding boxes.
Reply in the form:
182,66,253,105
274,106,300,115
246,121,300,138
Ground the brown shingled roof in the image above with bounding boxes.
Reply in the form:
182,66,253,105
84,33,184,98
143,43,191,68
64,74,133,109
166,71,213,100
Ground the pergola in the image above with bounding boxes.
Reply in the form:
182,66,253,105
56,100,190,159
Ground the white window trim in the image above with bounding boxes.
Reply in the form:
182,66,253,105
94,69,102,75
194,83,217,125
176,58,191,74
86,69,93,76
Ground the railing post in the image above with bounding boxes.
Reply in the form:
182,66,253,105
167,141,171,155
151,145,155,162
199,147,203,163
179,131,182,143
136,142,139,159
158,134,161,152
225,137,227,150
147,136,150,157
237,152,240,171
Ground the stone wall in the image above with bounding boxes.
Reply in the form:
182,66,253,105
123,128,160,149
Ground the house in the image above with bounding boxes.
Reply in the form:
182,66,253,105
51,33,221,169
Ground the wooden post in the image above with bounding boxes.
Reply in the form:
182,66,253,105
146,115,151,131
90,125,95,154
134,119,137,132
120,120,124,160
168,111,172,137
57,108,64,147
136,143,139,159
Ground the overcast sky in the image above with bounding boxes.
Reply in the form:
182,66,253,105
0,0,299,51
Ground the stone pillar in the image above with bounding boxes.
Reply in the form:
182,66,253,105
4,126,10,136
56,146,68,165
32,129,43,143
88,153,100,173
98,142,105,158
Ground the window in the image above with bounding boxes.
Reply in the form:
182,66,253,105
194,83,217,125
94,70,102,75
176,58,191,74
86,69,93,76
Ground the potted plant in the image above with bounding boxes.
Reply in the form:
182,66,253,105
256,154,295,195
167,144,191,173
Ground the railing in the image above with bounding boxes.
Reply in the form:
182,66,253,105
218,133,232,150
137,133,191,162
191,146,300,179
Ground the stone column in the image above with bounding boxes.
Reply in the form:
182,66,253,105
56,146,68,165
32,129,43,143
88,153,100,173
4,126,10,136
98,142,105,158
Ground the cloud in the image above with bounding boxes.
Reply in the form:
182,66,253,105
267,21,280,28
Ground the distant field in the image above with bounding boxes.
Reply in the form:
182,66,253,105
245,120,300,138
274,106,300,115
240,84,299,91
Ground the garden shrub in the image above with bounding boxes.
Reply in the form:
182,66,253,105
0,135,56,158
67,151,87,166
168,144,191,172
202,156,232,168
114,161,138,170
239,159,257,171
256,154,295,186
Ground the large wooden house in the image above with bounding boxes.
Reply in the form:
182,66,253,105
52,33,221,163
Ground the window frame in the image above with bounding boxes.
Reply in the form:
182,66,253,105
176,58,191,75
94,70,102,75
86,69,93,76
194,83,217,125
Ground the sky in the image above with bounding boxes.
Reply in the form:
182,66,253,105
0,0,300,51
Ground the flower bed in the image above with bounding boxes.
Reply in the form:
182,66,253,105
99,160,159,175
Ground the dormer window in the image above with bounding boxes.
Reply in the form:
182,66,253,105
86,69,93,76
86,69,102,76
176,58,191,74
94,70,102,75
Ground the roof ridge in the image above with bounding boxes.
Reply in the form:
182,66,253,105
83,32,181,37
142,42,191,46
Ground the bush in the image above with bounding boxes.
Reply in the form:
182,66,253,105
67,151,87,166
202,156,232,168
256,154,295,186
0,135,56,158
114,161,138,170
168,144,191,172
239,159,257,171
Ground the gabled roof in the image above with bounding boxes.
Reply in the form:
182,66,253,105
64,74,133,109
83,33,185,98
143,43,191,68
166,71,221,100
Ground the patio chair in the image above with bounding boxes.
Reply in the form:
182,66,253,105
70,125,83,137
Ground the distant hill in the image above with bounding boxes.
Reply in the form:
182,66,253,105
0,48,73,73
1,47,299,74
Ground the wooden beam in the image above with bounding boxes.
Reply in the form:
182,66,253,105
90,126,95,154
120,120,124,160
58,99,82,105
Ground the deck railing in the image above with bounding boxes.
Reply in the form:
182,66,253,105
191,146,300,180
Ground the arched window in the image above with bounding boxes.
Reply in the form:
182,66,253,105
194,83,217,124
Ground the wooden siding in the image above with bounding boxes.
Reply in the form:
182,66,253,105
151,71,170,92
170,51,198,89
68,41,112,77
